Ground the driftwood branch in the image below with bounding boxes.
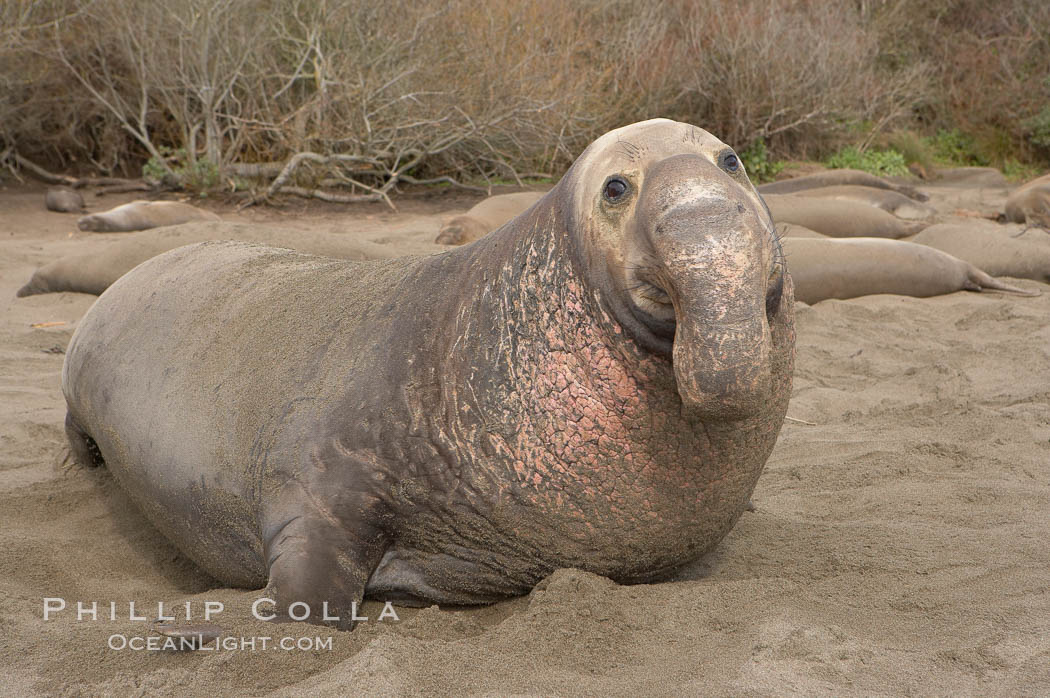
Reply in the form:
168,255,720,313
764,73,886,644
265,151,381,197
3,145,537,204
262,150,429,210
227,161,287,179
97,182,154,195
398,174,488,192
0,148,152,190
278,186,392,204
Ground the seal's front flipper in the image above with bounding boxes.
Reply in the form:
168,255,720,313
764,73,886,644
64,412,104,468
261,492,390,631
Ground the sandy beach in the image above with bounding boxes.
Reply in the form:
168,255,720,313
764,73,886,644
1,180,1048,696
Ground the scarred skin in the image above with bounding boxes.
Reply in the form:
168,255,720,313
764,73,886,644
62,119,795,627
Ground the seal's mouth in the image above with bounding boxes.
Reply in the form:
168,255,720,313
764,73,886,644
624,250,785,360
618,251,784,422
613,255,679,355
619,279,676,356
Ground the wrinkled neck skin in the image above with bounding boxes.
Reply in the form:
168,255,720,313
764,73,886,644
393,179,793,583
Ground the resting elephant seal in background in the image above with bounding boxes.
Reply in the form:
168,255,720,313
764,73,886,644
762,194,927,239
757,168,928,201
63,119,795,627
932,167,1009,189
783,237,1037,304
1004,173,1050,228
794,185,937,220
77,200,221,232
15,222,443,297
45,186,85,213
909,222,1050,283
435,191,547,245
778,223,827,239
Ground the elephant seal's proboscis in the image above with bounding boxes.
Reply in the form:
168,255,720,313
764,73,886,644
63,119,795,628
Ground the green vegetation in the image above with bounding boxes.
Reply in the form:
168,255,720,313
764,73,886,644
1024,106,1050,152
1002,159,1043,183
740,141,784,184
142,148,219,194
884,131,936,174
826,147,909,177
930,129,985,166
836,127,1046,181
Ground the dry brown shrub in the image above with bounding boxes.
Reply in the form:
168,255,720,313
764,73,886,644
870,0,1050,163
0,0,1044,189
680,0,932,156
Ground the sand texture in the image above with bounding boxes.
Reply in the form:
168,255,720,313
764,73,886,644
2,180,1049,696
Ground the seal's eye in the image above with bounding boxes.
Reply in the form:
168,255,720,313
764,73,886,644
603,176,629,203
721,151,740,173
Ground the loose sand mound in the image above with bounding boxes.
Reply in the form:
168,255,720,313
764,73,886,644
2,183,1048,696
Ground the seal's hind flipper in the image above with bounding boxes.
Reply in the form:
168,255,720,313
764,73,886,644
965,268,1041,297
64,412,104,468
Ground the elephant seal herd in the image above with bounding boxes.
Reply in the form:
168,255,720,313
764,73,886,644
20,157,1050,305
15,223,439,297
61,120,796,626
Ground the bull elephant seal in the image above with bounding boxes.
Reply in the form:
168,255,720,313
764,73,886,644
77,200,221,232
763,194,926,239
1004,173,1050,228
783,237,1037,304
45,186,85,213
757,168,928,201
793,185,937,220
63,119,795,627
909,222,1050,283
15,222,443,297
435,191,547,245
